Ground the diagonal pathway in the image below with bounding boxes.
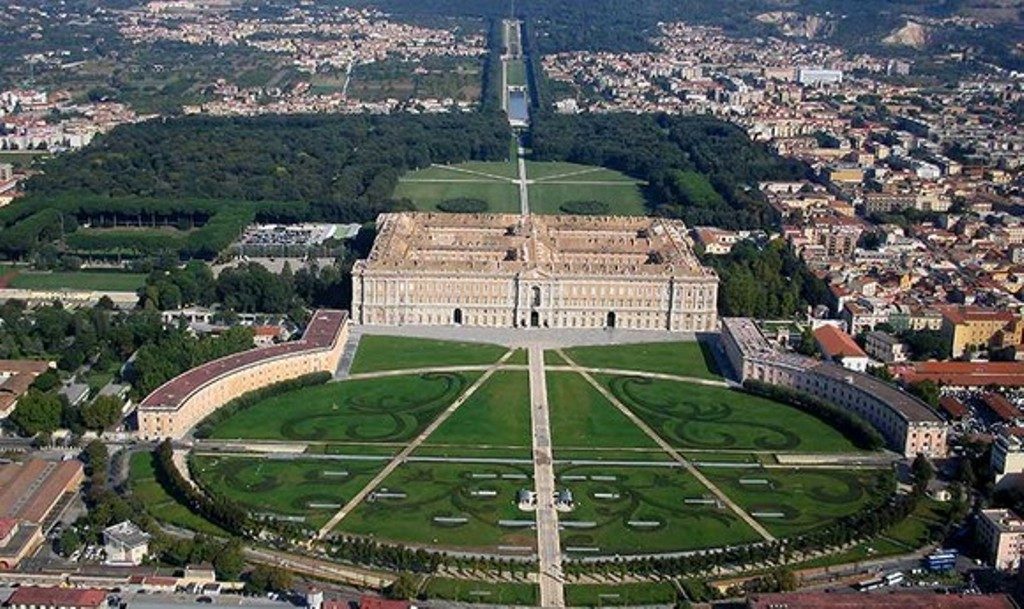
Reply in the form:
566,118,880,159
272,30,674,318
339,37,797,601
314,349,518,539
528,346,564,607
428,163,517,182
530,167,604,183
555,349,776,543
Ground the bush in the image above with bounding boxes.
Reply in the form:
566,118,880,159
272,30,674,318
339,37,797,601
436,198,488,213
559,200,610,215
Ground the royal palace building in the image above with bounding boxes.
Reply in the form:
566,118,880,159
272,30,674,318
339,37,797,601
351,213,719,332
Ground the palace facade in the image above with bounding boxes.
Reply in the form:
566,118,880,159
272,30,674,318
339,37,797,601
351,213,718,332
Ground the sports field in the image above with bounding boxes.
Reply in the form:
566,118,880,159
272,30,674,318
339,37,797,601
8,271,147,291
188,334,895,564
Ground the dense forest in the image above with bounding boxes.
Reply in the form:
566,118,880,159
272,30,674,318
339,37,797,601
530,112,808,229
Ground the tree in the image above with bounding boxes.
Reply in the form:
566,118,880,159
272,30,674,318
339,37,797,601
56,528,82,557
908,380,940,408
10,389,63,436
387,573,419,600
80,395,124,431
246,565,294,594
912,453,935,494
212,540,246,581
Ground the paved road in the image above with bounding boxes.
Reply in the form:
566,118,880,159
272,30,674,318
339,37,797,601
556,349,777,543
517,140,530,216
528,346,565,608
315,349,518,539
352,322,699,349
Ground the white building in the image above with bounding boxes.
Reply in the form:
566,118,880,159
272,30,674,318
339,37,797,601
977,509,1024,571
992,431,1024,490
103,521,150,566
865,331,909,363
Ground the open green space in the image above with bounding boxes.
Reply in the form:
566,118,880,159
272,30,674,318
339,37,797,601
412,446,533,460
9,271,147,291
544,350,568,366
528,182,647,216
395,178,520,214
424,371,531,448
555,449,674,463
192,455,385,528
525,162,635,182
206,372,480,442
350,335,508,374
547,371,660,451
128,451,225,535
506,59,527,87
701,467,892,538
423,577,537,605
556,465,761,555
601,375,859,453
563,341,722,380
400,162,517,181
565,581,678,607
505,348,528,365
338,462,536,551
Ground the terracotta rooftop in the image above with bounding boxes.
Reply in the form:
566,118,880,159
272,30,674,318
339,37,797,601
6,587,107,608
940,305,1016,325
939,396,969,420
982,392,1019,423
0,459,83,524
891,360,1024,387
814,324,868,359
140,310,347,412
358,597,411,609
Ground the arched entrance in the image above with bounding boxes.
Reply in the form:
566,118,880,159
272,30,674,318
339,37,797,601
606,311,616,328
531,286,542,307
530,311,540,327
453,308,463,325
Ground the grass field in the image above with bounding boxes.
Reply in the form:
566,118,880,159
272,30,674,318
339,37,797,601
394,180,521,213
207,372,480,442
191,455,385,528
128,451,225,535
602,376,859,453
8,271,147,292
338,461,536,550
423,577,537,605
350,335,508,374
547,372,660,451
556,465,762,555
424,371,531,448
506,59,527,87
562,341,722,380
701,467,892,537
528,182,647,216
565,581,678,606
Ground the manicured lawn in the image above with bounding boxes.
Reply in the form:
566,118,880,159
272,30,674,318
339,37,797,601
192,455,385,528
506,59,527,87
528,182,647,216
338,462,536,551
555,448,673,462
395,178,520,213
413,445,533,460
547,372,659,451
206,372,480,442
350,335,508,374
425,371,531,448
526,161,636,182
701,467,892,538
602,375,859,453
505,348,528,365
401,162,517,181
565,581,677,607
9,271,147,292
128,451,225,535
544,350,568,366
556,465,762,555
423,577,537,605
562,341,722,380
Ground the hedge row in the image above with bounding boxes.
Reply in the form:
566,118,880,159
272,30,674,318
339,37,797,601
743,379,885,451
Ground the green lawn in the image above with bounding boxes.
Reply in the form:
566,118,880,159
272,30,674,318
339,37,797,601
395,178,520,213
338,461,536,551
525,161,634,182
555,448,674,462
350,335,508,374
601,376,859,453
424,371,531,448
701,467,892,538
192,455,385,528
547,372,660,451
424,577,537,605
528,182,647,216
562,342,722,380
207,372,480,442
128,451,225,535
9,271,147,292
505,348,528,365
557,465,762,555
565,581,677,607
506,59,527,87
544,350,568,366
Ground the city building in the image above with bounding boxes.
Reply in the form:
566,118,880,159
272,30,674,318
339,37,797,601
814,324,870,372
865,331,909,363
991,430,1024,490
889,360,1024,389
0,458,83,569
5,588,107,609
0,518,43,571
352,213,719,332
977,509,1024,571
939,306,1024,358
137,310,348,440
748,592,1015,609
0,360,51,418
722,317,947,458
797,68,844,86
103,521,150,566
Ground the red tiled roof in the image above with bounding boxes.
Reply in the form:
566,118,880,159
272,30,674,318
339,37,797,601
0,459,83,524
890,360,1024,387
814,324,868,359
939,396,969,420
748,592,1016,609
940,305,1016,325
0,518,17,540
982,393,1019,423
140,310,347,411
358,597,410,609
6,587,107,608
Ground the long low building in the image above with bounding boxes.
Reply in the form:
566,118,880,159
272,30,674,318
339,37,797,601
890,360,1024,388
722,317,947,458
0,459,84,570
137,310,349,440
352,213,718,332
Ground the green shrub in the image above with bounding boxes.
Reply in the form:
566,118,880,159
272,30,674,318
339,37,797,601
436,198,488,213
559,200,610,215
